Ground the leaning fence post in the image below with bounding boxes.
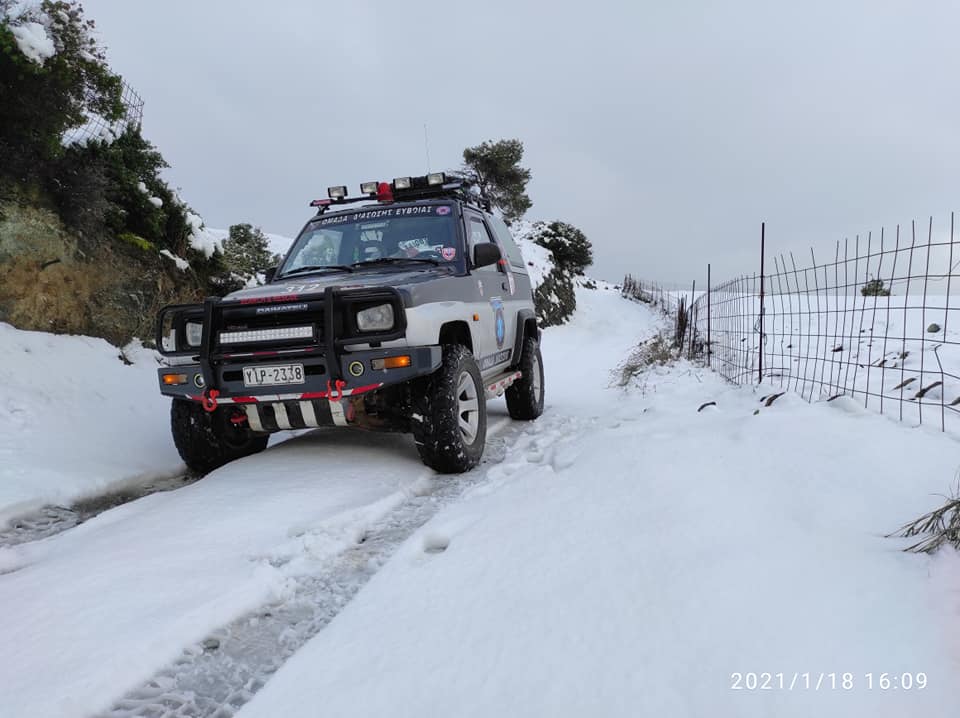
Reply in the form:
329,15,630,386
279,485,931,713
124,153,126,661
688,280,696,358
759,222,766,384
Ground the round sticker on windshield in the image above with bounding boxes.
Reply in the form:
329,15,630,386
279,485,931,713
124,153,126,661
441,247,457,261
436,206,451,216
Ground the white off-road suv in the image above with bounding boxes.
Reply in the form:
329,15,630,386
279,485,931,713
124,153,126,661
156,173,544,474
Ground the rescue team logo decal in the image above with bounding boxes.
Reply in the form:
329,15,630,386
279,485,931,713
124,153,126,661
441,247,457,261
491,298,506,349
436,206,452,216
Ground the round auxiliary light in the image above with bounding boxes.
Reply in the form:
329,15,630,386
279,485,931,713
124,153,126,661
348,361,365,377
194,374,205,388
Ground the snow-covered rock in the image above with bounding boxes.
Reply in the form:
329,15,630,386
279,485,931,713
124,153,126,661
159,249,189,271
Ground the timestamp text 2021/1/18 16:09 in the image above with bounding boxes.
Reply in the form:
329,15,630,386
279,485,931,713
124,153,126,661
730,672,928,691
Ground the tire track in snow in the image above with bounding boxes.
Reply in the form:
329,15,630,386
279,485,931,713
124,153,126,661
0,473,196,549
98,413,582,718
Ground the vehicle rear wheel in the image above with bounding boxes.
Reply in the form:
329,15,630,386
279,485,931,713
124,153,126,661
506,336,545,420
411,345,487,474
170,399,269,475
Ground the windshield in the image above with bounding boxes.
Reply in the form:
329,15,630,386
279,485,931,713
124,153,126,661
280,204,462,277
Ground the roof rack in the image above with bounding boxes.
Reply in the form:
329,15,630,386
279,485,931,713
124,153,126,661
309,173,492,214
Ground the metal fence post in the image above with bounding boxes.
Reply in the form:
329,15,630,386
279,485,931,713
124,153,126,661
759,222,766,384
707,263,712,364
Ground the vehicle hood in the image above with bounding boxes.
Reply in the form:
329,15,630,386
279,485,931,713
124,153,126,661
222,267,453,304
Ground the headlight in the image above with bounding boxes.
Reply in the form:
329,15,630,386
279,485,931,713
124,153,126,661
185,321,203,347
356,303,394,332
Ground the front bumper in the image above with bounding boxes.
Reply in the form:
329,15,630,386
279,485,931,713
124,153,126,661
157,345,441,404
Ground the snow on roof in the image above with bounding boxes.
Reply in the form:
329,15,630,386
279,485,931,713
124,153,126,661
10,21,55,65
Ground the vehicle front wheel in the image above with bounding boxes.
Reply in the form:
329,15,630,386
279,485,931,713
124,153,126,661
170,399,269,475
411,345,487,474
506,336,545,420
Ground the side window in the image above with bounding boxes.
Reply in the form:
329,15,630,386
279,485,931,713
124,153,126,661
467,216,502,273
487,215,526,270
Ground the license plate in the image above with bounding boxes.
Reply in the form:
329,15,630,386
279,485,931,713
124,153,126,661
242,363,305,387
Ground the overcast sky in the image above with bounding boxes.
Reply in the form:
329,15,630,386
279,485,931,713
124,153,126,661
81,0,960,285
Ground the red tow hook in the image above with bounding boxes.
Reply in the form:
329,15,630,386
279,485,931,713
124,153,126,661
200,388,220,413
326,379,347,401
229,409,247,426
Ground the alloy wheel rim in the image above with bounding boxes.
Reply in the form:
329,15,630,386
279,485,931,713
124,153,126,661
531,352,542,400
457,371,480,444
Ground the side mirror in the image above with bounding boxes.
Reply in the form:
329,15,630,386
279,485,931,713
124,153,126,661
472,243,502,269
264,266,277,282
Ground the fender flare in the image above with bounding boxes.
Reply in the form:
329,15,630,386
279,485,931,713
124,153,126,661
510,309,539,368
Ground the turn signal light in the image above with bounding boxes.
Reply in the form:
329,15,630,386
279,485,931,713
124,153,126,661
162,373,188,385
371,355,412,370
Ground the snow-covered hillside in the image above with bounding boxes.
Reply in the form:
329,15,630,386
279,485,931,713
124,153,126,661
0,284,958,717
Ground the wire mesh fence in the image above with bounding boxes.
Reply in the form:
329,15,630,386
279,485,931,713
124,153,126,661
61,81,144,146
623,214,959,434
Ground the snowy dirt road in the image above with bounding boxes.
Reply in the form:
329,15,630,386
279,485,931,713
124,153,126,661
2,284,959,718
0,283,647,718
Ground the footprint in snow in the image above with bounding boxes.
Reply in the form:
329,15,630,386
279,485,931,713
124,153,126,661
423,534,449,554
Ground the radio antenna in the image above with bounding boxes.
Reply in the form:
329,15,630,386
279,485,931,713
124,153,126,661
423,123,432,173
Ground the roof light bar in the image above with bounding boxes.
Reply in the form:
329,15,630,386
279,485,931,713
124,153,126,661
393,176,412,190
427,172,446,186
360,181,378,195
327,185,348,199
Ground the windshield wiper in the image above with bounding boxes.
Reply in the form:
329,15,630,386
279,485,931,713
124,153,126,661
279,264,355,278
351,257,440,268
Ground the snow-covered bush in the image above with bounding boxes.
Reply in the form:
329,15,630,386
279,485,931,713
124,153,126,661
514,221,577,327
217,223,273,291
52,129,192,251
0,1,123,182
529,220,593,276
861,277,891,297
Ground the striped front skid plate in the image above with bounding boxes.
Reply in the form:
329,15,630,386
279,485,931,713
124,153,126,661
244,398,350,430
194,383,384,431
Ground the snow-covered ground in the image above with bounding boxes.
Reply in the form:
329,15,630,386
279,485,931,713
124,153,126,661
235,288,960,718
0,324,183,526
1,285,959,717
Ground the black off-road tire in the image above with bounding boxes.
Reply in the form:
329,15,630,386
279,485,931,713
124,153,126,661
506,336,545,420
170,399,269,475
411,345,487,474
